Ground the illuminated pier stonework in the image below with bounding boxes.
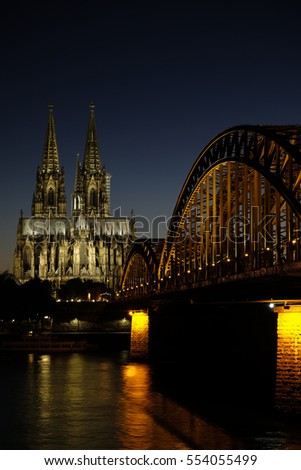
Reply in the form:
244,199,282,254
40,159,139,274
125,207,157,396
275,305,301,413
129,310,149,360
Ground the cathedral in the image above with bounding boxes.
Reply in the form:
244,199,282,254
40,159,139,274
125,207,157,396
13,103,134,291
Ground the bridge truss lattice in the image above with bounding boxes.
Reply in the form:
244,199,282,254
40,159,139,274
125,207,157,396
120,125,301,296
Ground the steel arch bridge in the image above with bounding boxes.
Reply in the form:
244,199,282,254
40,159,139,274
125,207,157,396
120,238,163,296
120,124,301,297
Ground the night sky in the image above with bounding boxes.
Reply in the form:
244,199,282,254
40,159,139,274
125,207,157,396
1,0,301,272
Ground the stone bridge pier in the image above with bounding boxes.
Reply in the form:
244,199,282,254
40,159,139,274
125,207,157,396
127,300,301,415
274,304,301,414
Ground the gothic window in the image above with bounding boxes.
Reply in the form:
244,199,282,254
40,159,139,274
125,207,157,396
54,245,60,271
95,246,99,268
23,247,32,272
90,188,96,207
48,188,55,206
80,243,88,269
47,245,51,272
73,194,81,210
67,246,73,268
34,246,42,274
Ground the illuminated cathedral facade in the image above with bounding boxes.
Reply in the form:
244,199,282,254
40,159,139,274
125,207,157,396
13,103,134,290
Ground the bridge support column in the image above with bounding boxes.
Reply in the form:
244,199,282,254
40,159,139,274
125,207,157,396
274,305,301,413
129,310,149,361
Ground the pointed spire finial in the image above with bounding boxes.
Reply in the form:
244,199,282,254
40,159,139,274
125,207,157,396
83,102,100,172
41,102,60,173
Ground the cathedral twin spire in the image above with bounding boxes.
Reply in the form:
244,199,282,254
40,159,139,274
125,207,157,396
41,101,60,173
32,102,66,218
32,102,110,219
73,102,111,217
83,102,101,173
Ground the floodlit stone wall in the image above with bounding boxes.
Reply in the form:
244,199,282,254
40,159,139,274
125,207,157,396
275,306,301,413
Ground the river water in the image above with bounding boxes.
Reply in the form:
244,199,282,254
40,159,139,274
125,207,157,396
0,350,301,450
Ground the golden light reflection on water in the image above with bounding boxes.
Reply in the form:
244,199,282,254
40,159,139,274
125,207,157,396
119,363,153,447
28,353,34,363
119,363,242,449
118,362,190,449
1,350,300,450
38,355,52,422
21,353,190,449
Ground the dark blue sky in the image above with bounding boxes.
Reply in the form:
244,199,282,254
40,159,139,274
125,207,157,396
1,0,301,272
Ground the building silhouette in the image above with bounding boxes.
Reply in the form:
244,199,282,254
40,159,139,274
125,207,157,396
13,103,134,290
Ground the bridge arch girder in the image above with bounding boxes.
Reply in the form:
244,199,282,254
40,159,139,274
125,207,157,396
120,240,160,295
159,125,301,284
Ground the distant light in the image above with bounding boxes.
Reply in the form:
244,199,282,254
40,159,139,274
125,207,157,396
269,303,275,309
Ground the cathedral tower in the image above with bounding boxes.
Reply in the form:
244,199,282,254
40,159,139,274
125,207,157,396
32,102,67,218
72,103,111,218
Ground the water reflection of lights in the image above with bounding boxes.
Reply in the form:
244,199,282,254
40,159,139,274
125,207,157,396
119,363,190,449
122,363,151,401
118,363,153,448
39,355,51,364
123,364,140,378
28,353,34,363
17,354,191,449
36,354,52,421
